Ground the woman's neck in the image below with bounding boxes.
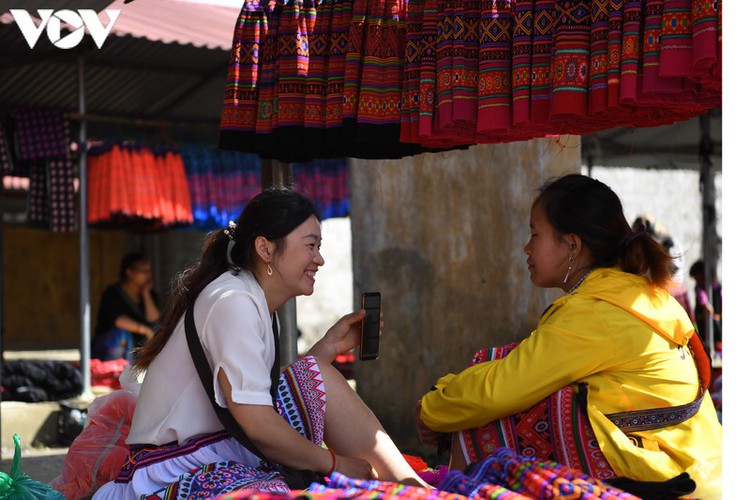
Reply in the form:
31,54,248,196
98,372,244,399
249,267,289,315
562,266,595,294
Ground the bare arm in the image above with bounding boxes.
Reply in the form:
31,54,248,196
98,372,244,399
218,368,374,479
114,315,154,339
142,286,161,323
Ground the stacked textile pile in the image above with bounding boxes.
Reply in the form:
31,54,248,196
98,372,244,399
220,0,721,161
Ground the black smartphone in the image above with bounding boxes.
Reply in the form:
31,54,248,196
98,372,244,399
359,292,381,361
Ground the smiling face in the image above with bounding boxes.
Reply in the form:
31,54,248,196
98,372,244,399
523,202,572,289
271,215,325,297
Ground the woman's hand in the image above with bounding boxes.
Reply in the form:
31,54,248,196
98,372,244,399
415,398,441,447
307,310,367,364
334,454,377,480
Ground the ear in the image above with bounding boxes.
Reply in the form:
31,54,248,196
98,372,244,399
254,236,276,263
564,233,584,258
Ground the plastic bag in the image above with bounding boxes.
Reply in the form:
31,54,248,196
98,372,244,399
50,367,141,499
0,434,65,499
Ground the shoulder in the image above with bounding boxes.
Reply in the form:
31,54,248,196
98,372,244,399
100,283,124,302
197,271,268,319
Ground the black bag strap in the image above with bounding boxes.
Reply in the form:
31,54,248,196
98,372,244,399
184,301,275,462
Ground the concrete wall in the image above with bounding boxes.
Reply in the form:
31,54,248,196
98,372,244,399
348,138,580,451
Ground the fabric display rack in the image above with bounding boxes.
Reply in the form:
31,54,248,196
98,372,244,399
219,0,721,162
2,109,351,234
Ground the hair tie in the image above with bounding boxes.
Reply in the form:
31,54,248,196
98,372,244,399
625,227,646,245
223,220,237,241
224,221,241,272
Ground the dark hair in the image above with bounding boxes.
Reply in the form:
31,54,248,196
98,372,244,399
119,252,148,282
689,260,705,279
534,174,673,288
133,187,321,371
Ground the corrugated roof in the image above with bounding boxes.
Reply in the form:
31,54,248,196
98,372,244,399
0,0,239,126
106,0,239,50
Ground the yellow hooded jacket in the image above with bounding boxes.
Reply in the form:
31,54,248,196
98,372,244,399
421,268,722,498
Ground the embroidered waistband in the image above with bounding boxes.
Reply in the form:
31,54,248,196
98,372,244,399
116,431,230,483
605,392,705,433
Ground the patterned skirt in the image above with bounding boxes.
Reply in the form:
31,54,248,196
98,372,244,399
93,356,327,499
456,344,616,483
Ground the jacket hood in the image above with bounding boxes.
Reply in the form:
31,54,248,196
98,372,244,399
546,267,695,346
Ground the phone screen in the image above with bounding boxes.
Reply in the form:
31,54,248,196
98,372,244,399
359,292,381,361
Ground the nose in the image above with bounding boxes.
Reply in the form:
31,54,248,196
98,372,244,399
314,249,325,266
523,241,531,255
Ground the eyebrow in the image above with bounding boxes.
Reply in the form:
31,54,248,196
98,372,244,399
303,234,321,241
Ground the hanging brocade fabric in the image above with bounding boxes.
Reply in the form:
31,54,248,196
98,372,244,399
293,158,350,219
401,0,721,146
220,0,720,160
0,121,13,175
181,144,350,229
87,144,193,230
10,108,77,232
219,0,465,161
181,144,263,230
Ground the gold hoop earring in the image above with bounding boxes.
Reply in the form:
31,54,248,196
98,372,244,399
266,263,273,276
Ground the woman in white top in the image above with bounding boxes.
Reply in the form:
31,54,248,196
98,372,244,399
94,187,427,498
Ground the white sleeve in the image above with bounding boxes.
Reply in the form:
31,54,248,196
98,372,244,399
199,290,274,408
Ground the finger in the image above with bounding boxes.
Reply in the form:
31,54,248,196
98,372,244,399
343,309,367,325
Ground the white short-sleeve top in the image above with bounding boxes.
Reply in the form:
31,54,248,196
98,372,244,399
126,270,276,446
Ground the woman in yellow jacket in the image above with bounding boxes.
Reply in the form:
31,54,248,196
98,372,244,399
416,174,722,499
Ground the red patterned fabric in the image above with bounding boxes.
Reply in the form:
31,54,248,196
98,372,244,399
458,344,616,483
221,0,720,160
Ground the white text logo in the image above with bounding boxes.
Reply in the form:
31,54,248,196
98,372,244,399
10,9,121,49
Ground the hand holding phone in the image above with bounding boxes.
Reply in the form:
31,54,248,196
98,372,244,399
359,292,381,361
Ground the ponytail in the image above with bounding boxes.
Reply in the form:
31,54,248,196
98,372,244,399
619,226,674,289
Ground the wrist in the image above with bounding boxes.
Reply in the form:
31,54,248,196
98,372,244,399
326,448,336,476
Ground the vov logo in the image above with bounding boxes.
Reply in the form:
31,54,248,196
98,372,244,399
10,9,121,49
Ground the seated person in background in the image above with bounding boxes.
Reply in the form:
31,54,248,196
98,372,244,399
416,174,722,499
92,252,161,361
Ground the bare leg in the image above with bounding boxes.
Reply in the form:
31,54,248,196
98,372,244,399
317,360,430,487
448,433,467,471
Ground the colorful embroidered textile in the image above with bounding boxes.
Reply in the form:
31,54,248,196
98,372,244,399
458,344,616,482
221,0,720,160
215,448,639,499
438,447,639,499
219,0,464,161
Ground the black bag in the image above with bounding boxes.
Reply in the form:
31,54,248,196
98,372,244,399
184,303,326,490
